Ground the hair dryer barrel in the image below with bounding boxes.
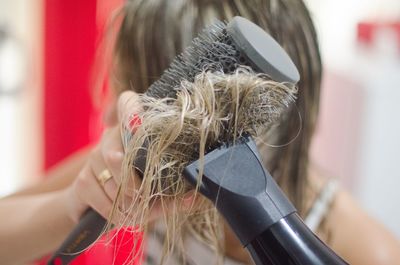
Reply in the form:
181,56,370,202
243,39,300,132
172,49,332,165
183,135,348,265
247,212,348,265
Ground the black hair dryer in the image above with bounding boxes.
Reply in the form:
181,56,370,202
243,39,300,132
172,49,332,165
183,135,349,265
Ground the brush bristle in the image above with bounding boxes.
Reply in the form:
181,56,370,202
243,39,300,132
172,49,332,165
146,20,252,99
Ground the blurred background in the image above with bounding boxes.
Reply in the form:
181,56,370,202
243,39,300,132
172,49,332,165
0,0,399,240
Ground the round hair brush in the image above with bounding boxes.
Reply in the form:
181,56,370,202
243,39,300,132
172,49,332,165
48,17,346,265
146,16,299,99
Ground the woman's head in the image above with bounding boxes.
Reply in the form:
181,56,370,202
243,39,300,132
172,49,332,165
113,0,322,213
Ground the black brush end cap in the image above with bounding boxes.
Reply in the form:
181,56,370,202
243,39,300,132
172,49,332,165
227,16,300,83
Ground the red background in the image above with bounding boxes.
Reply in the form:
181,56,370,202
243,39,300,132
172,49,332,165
42,0,142,264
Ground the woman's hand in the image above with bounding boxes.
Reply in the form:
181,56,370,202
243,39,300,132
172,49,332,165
0,91,145,264
63,128,123,223
63,90,195,225
63,91,142,224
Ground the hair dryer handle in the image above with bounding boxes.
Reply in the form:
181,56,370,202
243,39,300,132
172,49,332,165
47,209,107,265
248,212,348,265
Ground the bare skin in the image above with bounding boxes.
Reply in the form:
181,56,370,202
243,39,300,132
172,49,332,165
0,148,89,265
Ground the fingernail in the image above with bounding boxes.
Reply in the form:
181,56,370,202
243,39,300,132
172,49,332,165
129,114,142,132
182,193,196,208
111,151,124,161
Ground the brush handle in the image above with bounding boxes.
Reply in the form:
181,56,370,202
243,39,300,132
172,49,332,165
47,209,106,265
49,134,145,265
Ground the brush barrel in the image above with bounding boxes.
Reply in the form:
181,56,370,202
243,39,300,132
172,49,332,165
146,16,300,99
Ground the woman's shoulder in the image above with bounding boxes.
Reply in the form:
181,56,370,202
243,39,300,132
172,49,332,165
309,167,400,265
327,189,400,265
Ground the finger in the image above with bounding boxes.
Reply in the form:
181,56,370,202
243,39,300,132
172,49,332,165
119,169,142,198
100,127,124,184
99,127,141,191
91,169,118,202
89,145,119,201
92,138,141,201
76,165,114,219
103,178,119,201
181,190,197,210
117,91,141,129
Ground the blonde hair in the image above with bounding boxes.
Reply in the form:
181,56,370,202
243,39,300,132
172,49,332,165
108,0,322,263
112,68,297,263
114,0,322,213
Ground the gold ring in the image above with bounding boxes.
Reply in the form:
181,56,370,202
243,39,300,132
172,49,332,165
97,169,113,187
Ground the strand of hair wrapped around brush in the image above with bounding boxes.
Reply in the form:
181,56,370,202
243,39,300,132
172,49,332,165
113,66,297,262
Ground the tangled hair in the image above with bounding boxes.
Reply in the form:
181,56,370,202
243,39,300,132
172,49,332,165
108,0,322,263
113,0,322,216
113,67,297,263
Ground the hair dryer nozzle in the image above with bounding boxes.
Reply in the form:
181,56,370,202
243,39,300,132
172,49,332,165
183,135,348,265
183,135,296,246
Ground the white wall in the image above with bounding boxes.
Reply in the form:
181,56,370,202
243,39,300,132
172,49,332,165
0,0,43,196
306,0,400,238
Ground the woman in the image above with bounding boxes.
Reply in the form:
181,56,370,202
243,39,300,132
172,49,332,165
1,0,400,264
109,1,400,264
